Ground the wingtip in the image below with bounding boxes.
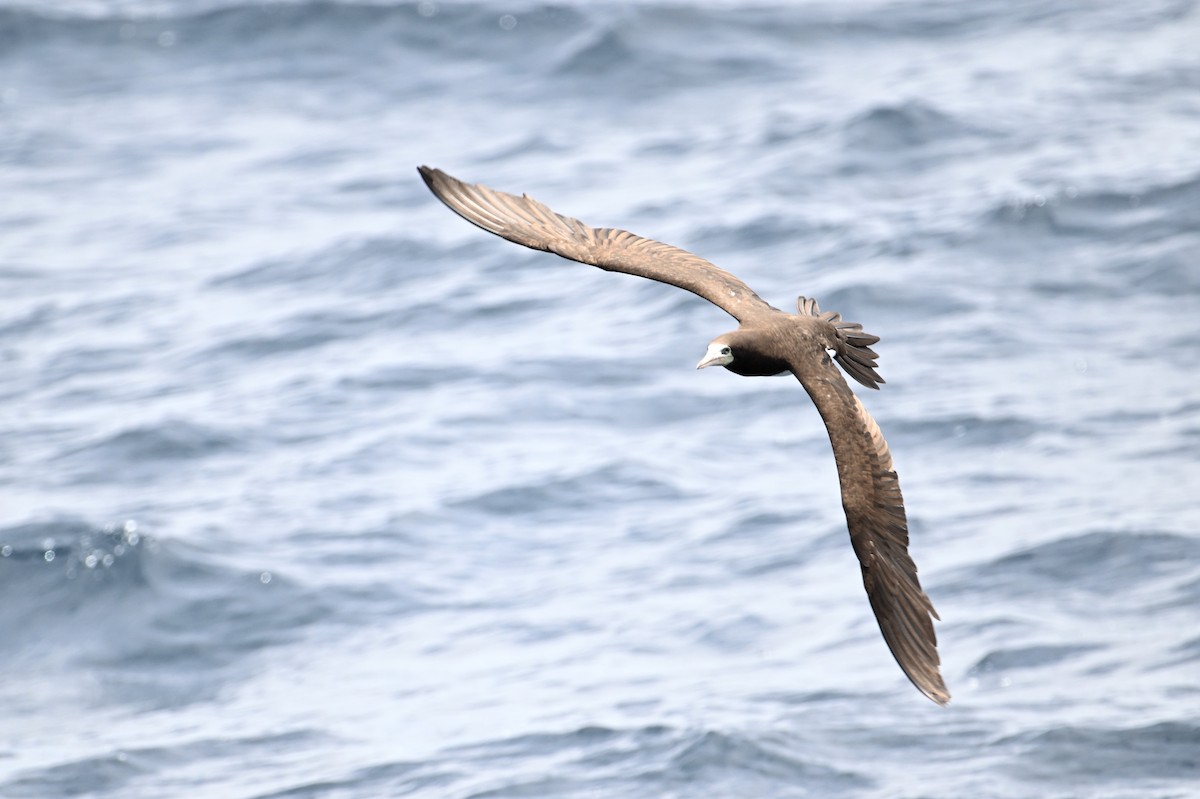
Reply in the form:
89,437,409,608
915,671,951,706
417,164,438,187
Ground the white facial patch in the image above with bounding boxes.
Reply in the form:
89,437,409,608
697,341,735,369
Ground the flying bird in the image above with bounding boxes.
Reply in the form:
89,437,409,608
418,165,949,706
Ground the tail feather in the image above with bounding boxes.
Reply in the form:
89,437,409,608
797,295,885,390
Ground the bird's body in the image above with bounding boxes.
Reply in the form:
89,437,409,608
418,165,950,706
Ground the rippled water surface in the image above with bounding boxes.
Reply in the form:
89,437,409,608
2,1,1199,797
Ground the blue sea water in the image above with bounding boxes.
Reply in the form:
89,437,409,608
2,0,1199,796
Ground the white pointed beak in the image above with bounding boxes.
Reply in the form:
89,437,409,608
696,343,734,370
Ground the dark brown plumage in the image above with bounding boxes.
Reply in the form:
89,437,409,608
418,165,950,706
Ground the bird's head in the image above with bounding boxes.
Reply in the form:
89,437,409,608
696,336,735,370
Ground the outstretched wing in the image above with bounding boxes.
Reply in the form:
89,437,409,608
791,354,949,705
419,166,775,323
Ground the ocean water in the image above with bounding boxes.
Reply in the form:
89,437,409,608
2,0,1199,796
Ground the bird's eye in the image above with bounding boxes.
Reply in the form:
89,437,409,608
720,347,731,356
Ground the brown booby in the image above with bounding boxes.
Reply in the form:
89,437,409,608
418,166,949,706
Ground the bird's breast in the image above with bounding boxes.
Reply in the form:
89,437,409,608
724,355,790,377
